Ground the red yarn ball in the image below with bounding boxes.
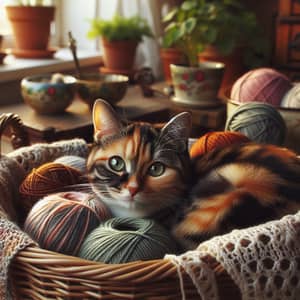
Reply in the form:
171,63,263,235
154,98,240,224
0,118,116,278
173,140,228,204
19,162,85,218
190,131,250,158
230,68,292,107
23,191,111,256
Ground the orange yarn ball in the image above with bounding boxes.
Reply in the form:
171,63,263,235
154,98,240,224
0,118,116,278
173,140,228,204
190,131,250,158
19,162,85,217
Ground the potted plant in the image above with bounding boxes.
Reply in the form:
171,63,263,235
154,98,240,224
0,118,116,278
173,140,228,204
87,15,153,76
163,0,269,100
5,0,56,58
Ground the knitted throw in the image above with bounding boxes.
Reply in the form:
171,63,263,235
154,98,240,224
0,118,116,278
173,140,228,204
166,210,300,300
0,139,88,300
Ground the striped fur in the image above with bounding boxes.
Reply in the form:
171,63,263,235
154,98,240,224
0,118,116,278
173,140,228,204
88,100,300,250
173,143,300,249
87,100,191,220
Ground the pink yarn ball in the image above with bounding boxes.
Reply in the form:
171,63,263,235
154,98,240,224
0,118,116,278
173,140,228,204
231,68,292,107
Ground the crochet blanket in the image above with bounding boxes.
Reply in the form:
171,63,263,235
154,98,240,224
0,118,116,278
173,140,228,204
0,139,88,300
166,210,300,300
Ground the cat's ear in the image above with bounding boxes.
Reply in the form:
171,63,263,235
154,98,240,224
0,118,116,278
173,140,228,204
92,99,122,141
159,112,192,151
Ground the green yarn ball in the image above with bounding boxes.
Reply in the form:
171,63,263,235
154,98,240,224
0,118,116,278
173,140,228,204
225,102,286,145
79,217,178,264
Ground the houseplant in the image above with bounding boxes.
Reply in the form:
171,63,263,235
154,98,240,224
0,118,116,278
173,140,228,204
5,0,56,58
87,15,153,76
163,0,269,99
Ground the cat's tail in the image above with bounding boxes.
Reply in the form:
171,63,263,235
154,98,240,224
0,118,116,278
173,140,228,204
173,162,299,250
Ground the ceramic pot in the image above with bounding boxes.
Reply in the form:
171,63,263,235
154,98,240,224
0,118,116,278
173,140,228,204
170,62,225,108
6,6,55,54
101,38,138,71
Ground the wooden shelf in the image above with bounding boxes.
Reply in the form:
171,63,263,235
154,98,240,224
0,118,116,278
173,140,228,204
0,85,172,144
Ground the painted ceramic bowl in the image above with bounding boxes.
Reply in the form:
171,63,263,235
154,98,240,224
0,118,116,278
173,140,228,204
223,88,300,154
21,74,76,114
75,73,129,108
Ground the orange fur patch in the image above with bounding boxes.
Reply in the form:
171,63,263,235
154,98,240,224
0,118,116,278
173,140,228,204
176,190,244,235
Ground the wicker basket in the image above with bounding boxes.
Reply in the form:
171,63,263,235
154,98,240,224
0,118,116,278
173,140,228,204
0,113,298,300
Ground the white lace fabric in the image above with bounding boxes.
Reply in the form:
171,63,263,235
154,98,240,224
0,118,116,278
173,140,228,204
166,251,219,300
166,211,300,300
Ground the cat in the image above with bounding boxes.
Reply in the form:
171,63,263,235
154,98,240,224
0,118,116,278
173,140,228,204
87,99,300,250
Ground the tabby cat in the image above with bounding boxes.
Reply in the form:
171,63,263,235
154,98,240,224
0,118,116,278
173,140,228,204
87,99,300,250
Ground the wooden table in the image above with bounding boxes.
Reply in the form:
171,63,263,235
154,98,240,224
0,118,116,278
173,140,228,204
0,82,227,155
0,85,172,145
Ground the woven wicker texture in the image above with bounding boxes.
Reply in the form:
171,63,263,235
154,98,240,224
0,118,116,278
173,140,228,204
0,113,299,300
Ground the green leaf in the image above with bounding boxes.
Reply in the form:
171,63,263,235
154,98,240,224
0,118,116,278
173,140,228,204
164,22,177,33
163,8,178,23
86,15,153,41
182,17,196,34
163,26,181,47
181,0,197,11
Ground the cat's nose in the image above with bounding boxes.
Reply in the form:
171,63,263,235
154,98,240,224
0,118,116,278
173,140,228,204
128,186,138,197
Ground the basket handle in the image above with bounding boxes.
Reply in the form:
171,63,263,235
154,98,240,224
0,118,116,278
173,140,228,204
0,113,29,155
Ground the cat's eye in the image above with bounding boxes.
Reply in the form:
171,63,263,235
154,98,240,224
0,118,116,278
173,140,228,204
108,156,125,172
148,162,165,177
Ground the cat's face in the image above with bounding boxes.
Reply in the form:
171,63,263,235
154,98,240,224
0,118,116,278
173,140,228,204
87,99,192,218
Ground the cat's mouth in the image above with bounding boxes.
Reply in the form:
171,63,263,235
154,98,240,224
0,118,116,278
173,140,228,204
110,189,136,203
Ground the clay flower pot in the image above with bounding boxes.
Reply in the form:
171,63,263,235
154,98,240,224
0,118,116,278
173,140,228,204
101,38,138,71
160,48,186,85
5,6,55,58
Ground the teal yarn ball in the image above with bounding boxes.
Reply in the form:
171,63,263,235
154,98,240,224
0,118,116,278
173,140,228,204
23,191,111,256
225,102,286,145
79,217,178,264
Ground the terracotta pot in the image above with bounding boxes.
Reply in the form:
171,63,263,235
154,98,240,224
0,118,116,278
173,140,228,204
5,6,55,51
101,38,138,71
160,48,186,85
198,45,246,96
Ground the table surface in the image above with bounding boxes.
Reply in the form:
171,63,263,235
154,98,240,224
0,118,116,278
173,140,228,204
0,82,227,148
0,84,172,143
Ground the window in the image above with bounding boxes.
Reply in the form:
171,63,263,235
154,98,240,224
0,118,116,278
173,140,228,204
0,0,12,48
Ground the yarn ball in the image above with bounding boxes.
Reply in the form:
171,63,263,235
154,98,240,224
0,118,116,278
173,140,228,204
19,162,85,215
79,217,178,264
54,155,87,174
225,102,286,145
231,68,292,106
23,191,111,256
281,83,300,108
190,131,250,158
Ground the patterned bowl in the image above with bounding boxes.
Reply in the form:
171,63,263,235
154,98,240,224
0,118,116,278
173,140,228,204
75,73,129,108
223,89,300,154
21,74,76,114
